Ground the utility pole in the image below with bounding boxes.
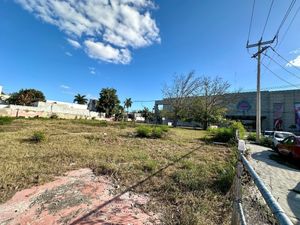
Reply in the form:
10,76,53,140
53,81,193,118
247,38,275,141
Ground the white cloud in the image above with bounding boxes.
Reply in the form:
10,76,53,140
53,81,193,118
60,84,70,89
89,67,96,75
65,51,72,56
67,38,81,49
84,40,131,64
15,0,160,64
286,55,300,67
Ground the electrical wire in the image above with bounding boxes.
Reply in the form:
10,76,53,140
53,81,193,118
277,2,300,47
261,61,300,88
263,53,300,80
261,0,275,39
275,0,297,42
247,0,256,44
270,47,300,72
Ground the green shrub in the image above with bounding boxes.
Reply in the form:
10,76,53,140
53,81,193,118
229,121,246,139
136,126,152,137
152,127,164,138
31,131,46,143
136,125,169,138
0,117,13,125
259,136,273,147
159,125,170,132
212,127,235,143
247,132,256,141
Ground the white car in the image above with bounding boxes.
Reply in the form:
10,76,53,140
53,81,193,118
263,130,274,138
271,131,295,149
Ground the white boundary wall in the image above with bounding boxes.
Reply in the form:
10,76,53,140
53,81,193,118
0,102,105,120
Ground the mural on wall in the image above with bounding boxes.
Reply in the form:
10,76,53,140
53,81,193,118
295,103,300,131
273,103,283,130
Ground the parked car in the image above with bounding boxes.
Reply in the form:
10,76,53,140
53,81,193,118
272,131,295,149
276,136,300,160
263,130,274,138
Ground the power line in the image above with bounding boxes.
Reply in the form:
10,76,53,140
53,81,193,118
270,47,300,72
277,2,300,47
275,0,297,41
261,0,275,39
263,52,300,80
261,61,300,88
247,0,256,43
262,2,300,68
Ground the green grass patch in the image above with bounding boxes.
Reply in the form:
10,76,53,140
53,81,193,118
0,116,14,125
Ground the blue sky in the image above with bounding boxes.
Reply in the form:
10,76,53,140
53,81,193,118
1,0,300,110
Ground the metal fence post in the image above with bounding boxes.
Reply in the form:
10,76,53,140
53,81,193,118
232,140,246,225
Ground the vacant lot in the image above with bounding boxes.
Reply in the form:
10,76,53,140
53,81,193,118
0,118,236,224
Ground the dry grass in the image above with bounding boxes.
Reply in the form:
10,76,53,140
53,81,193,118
0,118,236,224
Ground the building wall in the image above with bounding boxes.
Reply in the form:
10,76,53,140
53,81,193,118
0,103,106,120
156,89,300,131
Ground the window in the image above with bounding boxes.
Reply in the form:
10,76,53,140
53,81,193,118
283,136,295,145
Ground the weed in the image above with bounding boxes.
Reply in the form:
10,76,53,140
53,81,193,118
30,131,46,143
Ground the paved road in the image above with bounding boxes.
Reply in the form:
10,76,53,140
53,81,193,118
247,143,300,224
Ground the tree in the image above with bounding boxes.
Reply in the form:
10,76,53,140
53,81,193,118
191,76,230,130
114,105,125,121
124,98,133,113
162,71,201,126
7,89,45,106
138,107,154,122
73,94,88,105
97,88,120,118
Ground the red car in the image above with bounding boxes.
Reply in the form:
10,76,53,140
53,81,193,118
277,136,300,160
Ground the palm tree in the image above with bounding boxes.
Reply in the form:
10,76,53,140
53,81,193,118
73,94,88,105
123,98,133,121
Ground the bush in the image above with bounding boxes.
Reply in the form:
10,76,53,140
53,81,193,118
230,121,246,139
31,131,46,143
247,132,256,141
0,117,13,125
152,127,164,138
212,127,235,143
209,121,246,143
259,136,273,148
136,125,168,138
159,125,170,132
136,126,152,138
